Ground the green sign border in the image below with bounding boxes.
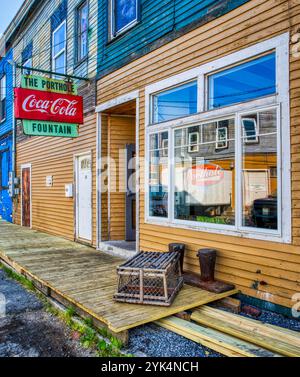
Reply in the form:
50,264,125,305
21,74,78,95
23,120,78,138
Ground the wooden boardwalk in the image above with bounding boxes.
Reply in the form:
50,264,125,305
0,221,238,337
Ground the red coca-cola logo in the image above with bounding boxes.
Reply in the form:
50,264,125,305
14,88,83,124
191,163,224,186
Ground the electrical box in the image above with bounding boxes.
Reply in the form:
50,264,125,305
14,177,20,186
65,184,73,198
46,176,53,187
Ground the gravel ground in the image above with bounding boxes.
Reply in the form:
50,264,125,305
128,323,221,357
240,304,300,332
0,269,95,357
128,304,300,357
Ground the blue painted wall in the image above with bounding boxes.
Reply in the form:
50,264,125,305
97,0,250,77
0,48,13,222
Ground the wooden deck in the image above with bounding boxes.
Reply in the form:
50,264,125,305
0,221,238,337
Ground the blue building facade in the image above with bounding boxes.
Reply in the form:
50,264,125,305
0,48,13,222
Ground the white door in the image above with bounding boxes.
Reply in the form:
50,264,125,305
76,154,92,241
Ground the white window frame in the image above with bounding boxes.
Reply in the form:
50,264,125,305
52,20,67,78
188,131,200,153
0,74,6,123
77,1,89,62
110,0,138,39
242,117,259,144
216,125,228,150
144,33,291,244
23,58,32,75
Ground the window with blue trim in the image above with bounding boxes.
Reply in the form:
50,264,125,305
0,75,6,122
112,0,138,37
0,150,9,190
77,1,89,61
208,53,276,109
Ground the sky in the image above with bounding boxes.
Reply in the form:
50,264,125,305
0,0,24,36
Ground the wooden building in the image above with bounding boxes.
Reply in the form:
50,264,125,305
95,0,300,312
7,0,300,313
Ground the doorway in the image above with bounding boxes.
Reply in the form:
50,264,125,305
96,92,139,256
126,143,136,241
75,153,92,242
21,164,31,228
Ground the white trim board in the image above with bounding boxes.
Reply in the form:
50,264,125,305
95,90,139,113
95,90,140,253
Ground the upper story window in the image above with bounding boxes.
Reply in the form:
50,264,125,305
0,75,6,122
52,21,66,76
0,150,9,190
152,81,197,124
208,53,276,110
111,0,138,37
77,1,89,62
23,58,32,76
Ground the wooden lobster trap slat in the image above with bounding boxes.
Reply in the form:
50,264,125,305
114,251,183,306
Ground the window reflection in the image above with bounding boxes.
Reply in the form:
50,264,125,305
208,53,276,109
152,81,198,124
149,132,169,218
242,109,278,230
174,119,235,225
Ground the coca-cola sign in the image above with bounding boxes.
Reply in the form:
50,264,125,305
14,88,84,124
191,163,225,186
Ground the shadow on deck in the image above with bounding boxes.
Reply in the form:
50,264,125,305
0,221,238,342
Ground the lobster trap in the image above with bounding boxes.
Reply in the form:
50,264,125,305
114,251,184,306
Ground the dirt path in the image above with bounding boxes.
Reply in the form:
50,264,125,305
0,270,95,357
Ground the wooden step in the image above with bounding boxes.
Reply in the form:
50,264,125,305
155,316,282,357
191,306,300,357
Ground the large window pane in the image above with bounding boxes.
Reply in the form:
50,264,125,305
53,23,66,56
114,0,137,34
152,81,197,124
78,2,89,61
54,53,65,74
149,132,168,218
242,109,278,230
208,53,276,109
174,119,235,225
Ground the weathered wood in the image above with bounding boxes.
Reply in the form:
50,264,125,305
191,306,300,357
213,297,241,313
155,316,282,357
0,221,238,333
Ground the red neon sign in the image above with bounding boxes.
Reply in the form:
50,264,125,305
14,88,84,124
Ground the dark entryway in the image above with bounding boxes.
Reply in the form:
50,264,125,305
126,143,136,241
22,166,31,227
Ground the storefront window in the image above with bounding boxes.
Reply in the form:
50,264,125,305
174,119,235,225
146,35,290,242
208,53,276,109
149,132,168,218
152,81,197,124
242,109,278,230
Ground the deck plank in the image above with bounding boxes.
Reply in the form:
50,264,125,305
0,221,238,333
